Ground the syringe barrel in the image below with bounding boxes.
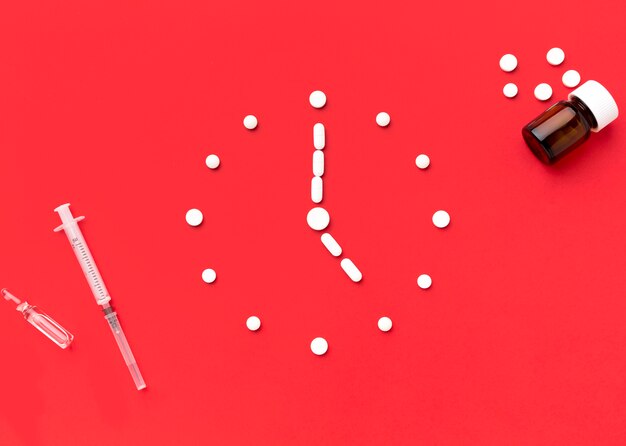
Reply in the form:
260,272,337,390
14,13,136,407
54,204,111,306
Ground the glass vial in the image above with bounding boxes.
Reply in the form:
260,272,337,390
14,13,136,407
522,80,619,164
2,289,74,349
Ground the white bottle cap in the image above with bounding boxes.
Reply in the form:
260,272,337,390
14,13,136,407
568,80,619,132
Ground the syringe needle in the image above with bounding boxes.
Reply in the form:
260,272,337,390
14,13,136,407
104,305,146,390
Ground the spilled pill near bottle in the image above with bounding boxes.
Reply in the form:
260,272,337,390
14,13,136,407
415,154,430,169
499,54,517,72
186,209,203,227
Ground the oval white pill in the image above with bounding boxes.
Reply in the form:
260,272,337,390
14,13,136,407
415,154,430,169
503,83,518,98
341,258,362,282
313,150,324,176
562,70,581,88
321,233,342,257
246,316,261,331
311,176,323,204
534,83,553,101
201,268,216,284
309,90,327,109
243,115,258,130
313,123,325,150
499,53,517,72
310,337,328,355
185,208,203,227
432,210,450,228
306,207,330,231
546,47,565,66
205,154,220,169
378,317,392,332
376,112,391,127
417,274,432,289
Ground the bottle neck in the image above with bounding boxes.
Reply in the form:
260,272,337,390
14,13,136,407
569,96,598,129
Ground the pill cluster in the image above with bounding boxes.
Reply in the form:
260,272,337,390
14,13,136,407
184,92,459,356
499,48,581,100
307,91,363,284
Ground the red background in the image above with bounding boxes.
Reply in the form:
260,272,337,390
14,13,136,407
1,0,626,444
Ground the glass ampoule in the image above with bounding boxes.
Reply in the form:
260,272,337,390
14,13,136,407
2,288,74,349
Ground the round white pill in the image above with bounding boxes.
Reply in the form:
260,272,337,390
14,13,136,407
378,317,393,332
309,90,327,109
546,47,565,66
415,154,430,169
306,207,330,231
201,268,216,284
499,54,517,72
503,83,518,98
376,112,391,127
243,115,258,130
205,154,220,169
185,208,203,227
534,83,553,101
417,274,432,289
246,316,261,331
562,70,581,88
310,337,328,355
432,210,450,228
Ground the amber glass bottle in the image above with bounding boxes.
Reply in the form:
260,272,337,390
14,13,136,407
522,80,619,164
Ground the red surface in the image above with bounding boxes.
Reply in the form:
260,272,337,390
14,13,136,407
1,1,626,444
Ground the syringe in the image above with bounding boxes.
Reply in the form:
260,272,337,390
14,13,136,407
54,203,146,390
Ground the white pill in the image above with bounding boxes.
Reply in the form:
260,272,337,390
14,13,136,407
378,317,393,332
201,268,216,284
415,154,430,169
309,90,327,109
313,150,324,176
546,47,565,66
499,54,517,72
376,112,391,127
243,115,258,130
534,83,553,101
311,176,323,203
306,207,330,231
340,258,362,282
321,233,342,257
185,208,203,227
310,337,328,355
417,274,432,289
313,123,325,150
432,210,450,228
562,70,581,88
205,154,220,169
246,316,261,331
503,83,518,98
